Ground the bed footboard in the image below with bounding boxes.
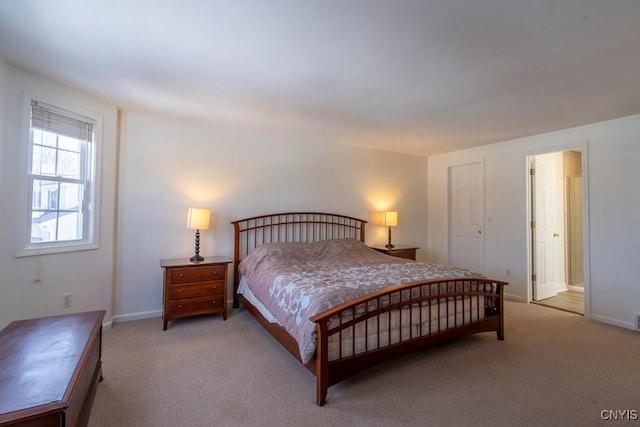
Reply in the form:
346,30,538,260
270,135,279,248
310,277,507,406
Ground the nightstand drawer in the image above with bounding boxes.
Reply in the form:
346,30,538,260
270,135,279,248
168,295,225,314
169,281,224,300
169,281,224,299
389,249,416,260
170,265,226,284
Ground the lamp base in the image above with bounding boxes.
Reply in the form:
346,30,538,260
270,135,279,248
190,229,204,263
385,225,394,250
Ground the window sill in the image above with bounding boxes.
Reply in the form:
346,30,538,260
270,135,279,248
17,242,98,257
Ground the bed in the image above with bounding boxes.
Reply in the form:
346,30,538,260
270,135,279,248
232,212,507,406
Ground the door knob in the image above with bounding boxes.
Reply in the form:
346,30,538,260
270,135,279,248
553,232,559,237
478,230,482,234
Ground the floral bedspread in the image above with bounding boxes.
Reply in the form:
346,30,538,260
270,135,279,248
238,238,481,364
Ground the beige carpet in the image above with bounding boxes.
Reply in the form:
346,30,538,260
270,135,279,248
89,301,640,427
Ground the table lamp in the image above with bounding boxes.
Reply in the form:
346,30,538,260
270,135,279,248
383,211,397,249
187,208,210,262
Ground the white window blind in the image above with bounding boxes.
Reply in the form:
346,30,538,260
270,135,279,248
31,101,94,141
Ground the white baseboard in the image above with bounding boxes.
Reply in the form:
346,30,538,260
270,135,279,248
504,292,525,302
589,313,634,331
107,301,236,327
112,309,162,324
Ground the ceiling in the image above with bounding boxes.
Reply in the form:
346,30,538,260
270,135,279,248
1,0,640,157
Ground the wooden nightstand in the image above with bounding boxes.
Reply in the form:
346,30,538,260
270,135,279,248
160,256,231,330
370,245,419,261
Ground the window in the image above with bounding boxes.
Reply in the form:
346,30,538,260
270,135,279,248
21,100,98,255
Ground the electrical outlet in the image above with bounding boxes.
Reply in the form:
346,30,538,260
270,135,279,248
63,293,72,308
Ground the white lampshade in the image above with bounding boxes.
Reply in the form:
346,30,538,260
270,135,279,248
383,211,398,227
186,208,210,230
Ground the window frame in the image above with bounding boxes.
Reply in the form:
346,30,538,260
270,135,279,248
17,93,102,257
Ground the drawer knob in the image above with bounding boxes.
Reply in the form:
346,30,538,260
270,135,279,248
212,300,216,304
178,304,183,309
179,289,183,293
179,273,184,277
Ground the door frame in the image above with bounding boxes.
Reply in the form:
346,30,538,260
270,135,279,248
525,141,591,317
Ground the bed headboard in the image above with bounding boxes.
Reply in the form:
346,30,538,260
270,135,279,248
230,212,367,306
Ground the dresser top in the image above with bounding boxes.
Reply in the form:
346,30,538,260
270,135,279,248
0,310,105,417
160,256,232,268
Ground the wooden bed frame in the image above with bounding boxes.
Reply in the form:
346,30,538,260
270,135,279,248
232,212,507,406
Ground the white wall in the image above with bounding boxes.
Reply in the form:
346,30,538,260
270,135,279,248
0,64,119,329
0,58,7,262
427,114,640,330
114,111,429,321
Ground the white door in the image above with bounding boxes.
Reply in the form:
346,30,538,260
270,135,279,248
532,153,566,301
450,162,484,273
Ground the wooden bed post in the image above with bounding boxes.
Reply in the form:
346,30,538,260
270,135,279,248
315,321,329,406
497,282,505,340
232,221,241,308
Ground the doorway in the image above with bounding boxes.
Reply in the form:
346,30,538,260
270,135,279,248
528,149,586,315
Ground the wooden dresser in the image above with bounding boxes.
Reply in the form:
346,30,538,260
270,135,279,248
370,245,419,261
160,256,232,330
0,310,105,427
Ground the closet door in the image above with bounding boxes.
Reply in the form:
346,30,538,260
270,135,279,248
449,162,484,273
